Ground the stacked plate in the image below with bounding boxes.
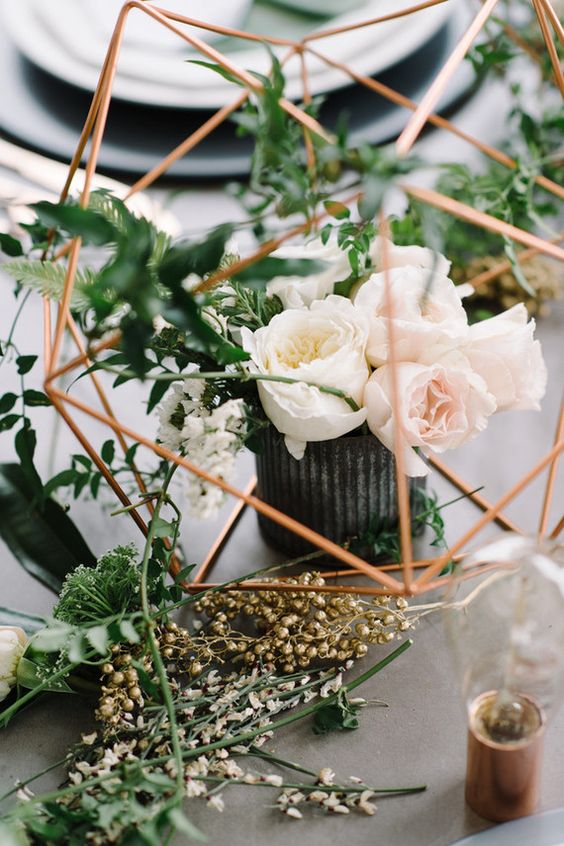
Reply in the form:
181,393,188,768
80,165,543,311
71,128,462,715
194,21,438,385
0,0,474,179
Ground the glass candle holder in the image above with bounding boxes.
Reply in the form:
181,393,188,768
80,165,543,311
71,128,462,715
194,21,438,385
445,535,564,822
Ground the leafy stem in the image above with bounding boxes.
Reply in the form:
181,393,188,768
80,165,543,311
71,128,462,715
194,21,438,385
138,463,187,811
95,363,361,412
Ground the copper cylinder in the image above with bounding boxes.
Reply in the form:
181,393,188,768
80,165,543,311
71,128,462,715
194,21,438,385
465,691,546,822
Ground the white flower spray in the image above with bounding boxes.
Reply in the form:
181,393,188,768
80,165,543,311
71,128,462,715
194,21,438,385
157,376,247,519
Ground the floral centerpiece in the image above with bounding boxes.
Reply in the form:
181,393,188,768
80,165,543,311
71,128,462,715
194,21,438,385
156,230,546,555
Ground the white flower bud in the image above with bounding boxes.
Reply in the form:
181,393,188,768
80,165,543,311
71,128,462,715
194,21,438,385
0,626,27,702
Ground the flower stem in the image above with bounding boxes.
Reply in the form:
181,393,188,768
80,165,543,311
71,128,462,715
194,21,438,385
96,363,361,412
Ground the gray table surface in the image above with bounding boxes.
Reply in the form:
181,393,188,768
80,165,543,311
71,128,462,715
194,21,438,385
1,57,563,846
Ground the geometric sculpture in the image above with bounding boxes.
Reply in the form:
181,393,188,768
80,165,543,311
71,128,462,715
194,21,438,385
42,0,563,598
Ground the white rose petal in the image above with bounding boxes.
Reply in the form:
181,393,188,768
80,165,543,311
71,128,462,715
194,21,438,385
371,237,451,277
241,296,369,458
0,626,28,703
364,358,496,476
267,234,450,309
463,304,547,412
353,265,468,367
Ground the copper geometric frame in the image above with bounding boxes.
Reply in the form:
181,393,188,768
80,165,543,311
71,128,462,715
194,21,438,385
41,0,563,600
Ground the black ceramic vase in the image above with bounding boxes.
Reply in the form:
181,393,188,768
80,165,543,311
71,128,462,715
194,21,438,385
255,426,426,563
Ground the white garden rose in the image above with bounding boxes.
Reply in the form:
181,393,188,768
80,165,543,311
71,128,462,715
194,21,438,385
0,626,27,703
462,304,547,412
353,264,469,367
241,295,369,459
370,237,451,277
266,235,450,310
364,357,497,476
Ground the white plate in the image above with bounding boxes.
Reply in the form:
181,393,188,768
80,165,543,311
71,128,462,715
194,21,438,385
452,808,564,846
2,0,452,109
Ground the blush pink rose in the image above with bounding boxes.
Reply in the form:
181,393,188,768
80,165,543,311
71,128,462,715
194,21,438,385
364,357,497,476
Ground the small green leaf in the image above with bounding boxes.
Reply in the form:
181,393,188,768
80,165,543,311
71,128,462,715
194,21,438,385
44,469,78,498
32,201,116,246
101,439,115,465
147,379,171,414
152,517,174,538
17,656,73,693
188,60,244,88
167,807,206,842
0,393,18,414
0,413,20,432
0,233,24,257
86,625,110,655
312,689,361,735
23,389,51,407
119,619,140,643
174,564,197,584
16,355,37,375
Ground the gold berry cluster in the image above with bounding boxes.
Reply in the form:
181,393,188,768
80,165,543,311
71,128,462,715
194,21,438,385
96,622,211,727
453,254,562,317
193,571,411,673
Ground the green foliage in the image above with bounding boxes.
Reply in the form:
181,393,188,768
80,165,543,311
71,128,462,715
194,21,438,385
0,463,96,593
0,233,24,257
352,487,450,564
53,545,143,625
3,260,96,310
313,688,361,734
210,281,283,330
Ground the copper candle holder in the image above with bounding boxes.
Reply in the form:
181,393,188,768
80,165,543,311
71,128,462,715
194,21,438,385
466,691,546,822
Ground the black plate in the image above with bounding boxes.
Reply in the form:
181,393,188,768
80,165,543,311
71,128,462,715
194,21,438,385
0,8,476,180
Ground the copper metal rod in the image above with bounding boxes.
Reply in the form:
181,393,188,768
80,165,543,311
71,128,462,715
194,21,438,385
539,0,564,44
415,439,564,589
126,92,249,197
195,191,362,293
303,0,450,43
50,5,129,371
66,316,152,504
466,233,564,290
57,34,119,205
427,455,522,533
532,0,564,97
402,183,564,261
549,515,564,540
42,299,52,377
303,44,564,202
379,215,414,590
47,393,148,537
538,399,564,536
124,2,332,144
191,475,257,584
151,4,297,46
46,332,121,382
396,0,501,156
298,50,317,176
185,580,399,597
49,387,403,590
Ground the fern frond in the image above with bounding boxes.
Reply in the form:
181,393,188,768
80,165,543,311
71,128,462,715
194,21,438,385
3,260,96,310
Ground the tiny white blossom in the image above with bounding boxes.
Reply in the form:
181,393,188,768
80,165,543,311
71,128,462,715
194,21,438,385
320,674,342,698
263,774,283,786
317,768,336,786
185,778,207,798
0,626,27,702
207,795,225,812
358,790,377,816
285,807,303,820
